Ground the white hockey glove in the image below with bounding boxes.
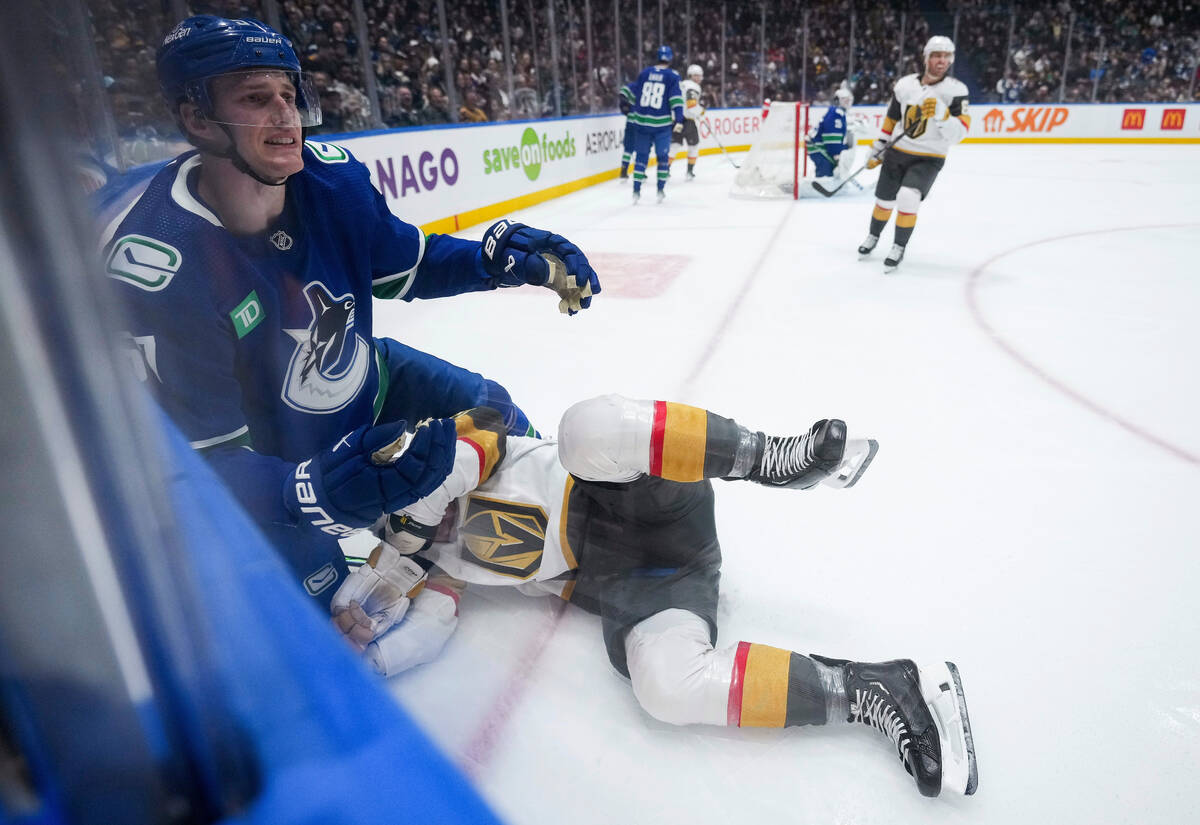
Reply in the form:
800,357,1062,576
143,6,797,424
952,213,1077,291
866,136,888,169
365,577,463,677
331,541,428,650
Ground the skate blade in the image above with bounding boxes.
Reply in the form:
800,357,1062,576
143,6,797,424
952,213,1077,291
919,661,979,796
820,438,879,488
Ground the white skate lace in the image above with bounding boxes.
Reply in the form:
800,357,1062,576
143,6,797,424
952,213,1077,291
759,432,815,482
852,687,912,758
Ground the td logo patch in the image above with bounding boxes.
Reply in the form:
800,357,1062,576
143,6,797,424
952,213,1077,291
106,235,182,292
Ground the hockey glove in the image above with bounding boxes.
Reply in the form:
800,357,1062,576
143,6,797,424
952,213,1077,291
920,96,938,122
480,219,602,315
365,577,464,676
331,541,430,650
284,417,458,534
673,121,684,135
866,135,889,169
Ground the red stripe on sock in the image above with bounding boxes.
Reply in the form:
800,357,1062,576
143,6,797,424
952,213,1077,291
727,641,751,726
649,400,667,476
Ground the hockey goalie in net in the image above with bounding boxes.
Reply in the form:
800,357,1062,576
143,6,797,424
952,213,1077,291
732,90,867,200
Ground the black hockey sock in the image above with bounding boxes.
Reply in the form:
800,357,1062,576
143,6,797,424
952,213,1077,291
688,161,695,171
728,645,844,727
894,211,917,247
869,204,891,237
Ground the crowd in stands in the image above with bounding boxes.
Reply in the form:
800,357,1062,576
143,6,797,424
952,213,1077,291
83,0,1198,156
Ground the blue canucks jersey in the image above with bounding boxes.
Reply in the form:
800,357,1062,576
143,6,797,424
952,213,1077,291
620,66,684,130
105,141,493,527
811,106,849,158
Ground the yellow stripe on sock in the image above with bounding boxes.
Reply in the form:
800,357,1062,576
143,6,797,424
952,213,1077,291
739,644,792,728
872,205,893,222
734,642,792,724
896,212,917,228
659,402,708,482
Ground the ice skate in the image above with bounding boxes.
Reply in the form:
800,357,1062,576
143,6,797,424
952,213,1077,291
813,657,978,798
747,420,878,490
632,190,641,205
656,189,666,204
857,234,879,256
619,167,629,182
884,244,905,271
686,168,696,181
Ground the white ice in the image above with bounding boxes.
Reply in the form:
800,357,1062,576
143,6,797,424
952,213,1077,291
373,143,1200,824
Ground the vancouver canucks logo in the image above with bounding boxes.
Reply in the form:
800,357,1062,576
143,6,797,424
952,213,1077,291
281,281,371,413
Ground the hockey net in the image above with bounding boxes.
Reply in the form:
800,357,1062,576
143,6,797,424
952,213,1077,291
731,101,809,200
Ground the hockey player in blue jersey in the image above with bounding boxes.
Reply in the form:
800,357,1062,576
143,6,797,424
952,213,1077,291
620,45,684,204
618,91,635,180
105,15,601,607
807,87,854,179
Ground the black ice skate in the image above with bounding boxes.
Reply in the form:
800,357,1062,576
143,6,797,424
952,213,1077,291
656,189,666,204
619,167,629,181
858,234,879,256
884,243,906,271
748,420,878,490
813,656,979,798
686,168,696,181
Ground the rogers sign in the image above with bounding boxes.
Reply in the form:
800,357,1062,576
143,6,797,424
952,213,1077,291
699,113,761,139
374,148,459,199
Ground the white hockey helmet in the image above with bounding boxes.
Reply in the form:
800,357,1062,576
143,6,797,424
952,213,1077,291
923,35,955,62
834,86,853,107
687,64,703,82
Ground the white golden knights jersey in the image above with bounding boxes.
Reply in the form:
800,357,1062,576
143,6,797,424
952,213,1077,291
423,435,581,599
680,79,704,120
882,73,970,158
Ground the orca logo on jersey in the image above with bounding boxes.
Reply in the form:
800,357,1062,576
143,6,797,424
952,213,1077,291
459,494,549,579
281,281,371,414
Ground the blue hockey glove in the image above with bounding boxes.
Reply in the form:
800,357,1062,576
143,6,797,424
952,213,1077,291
480,219,602,315
284,417,458,534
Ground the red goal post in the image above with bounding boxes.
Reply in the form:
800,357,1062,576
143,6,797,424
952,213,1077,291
731,101,810,200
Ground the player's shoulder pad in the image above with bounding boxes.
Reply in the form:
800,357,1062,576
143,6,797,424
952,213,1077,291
942,76,970,97
103,152,221,296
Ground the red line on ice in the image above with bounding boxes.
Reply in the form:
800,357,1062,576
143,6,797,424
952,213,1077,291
965,222,1200,466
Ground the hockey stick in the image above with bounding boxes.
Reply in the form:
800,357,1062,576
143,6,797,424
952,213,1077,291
811,114,924,198
699,115,741,168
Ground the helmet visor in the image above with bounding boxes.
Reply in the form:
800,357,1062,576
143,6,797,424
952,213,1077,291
189,69,322,128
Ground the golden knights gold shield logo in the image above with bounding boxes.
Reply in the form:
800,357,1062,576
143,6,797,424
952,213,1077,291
460,494,549,579
903,104,930,138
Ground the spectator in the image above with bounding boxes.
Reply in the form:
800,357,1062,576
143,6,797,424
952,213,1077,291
421,85,453,125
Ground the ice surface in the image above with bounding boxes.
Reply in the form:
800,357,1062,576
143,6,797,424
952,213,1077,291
373,144,1200,824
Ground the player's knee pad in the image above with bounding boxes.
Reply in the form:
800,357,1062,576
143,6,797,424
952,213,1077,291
687,145,699,160
896,185,922,214
625,609,732,726
875,197,896,212
557,394,652,482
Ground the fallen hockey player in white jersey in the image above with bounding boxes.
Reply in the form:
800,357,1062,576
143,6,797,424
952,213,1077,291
331,397,977,798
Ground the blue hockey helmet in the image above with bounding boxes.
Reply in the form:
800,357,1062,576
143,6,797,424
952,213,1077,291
657,44,674,64
156,15,321,127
